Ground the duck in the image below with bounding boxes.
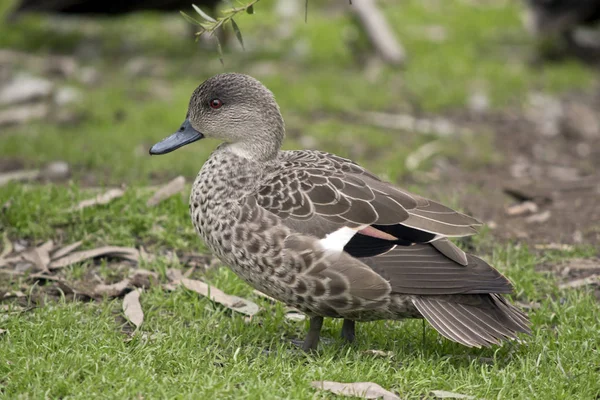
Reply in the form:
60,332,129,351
149,73,531,351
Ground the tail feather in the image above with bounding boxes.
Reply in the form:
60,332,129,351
413,294,531,348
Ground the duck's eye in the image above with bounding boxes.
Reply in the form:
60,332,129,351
209,99,223,109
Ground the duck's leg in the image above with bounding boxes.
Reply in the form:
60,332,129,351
341,319,356,343
302,316,324,351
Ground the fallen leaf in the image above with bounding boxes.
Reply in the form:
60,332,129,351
123,289,144,328
166,268,184,282
362,350,394,358
49,246,139,269
311,381,400,400
405,141,442,171
180,278,260,317
146,176,186,206
0,329,6,335
22,240,54,272
430,390,475,399
129,269,159,289
559,275,600,289
526,210,551,224
69,188,125,211
505,201,538,216
534,243,574,251
3,291,25,299
51,240,83,260
284,308,306,322
0,233,12,259
0,169,40,187
253,289,277,303
95,279,130,297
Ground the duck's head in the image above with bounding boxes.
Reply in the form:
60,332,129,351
149,73,285,161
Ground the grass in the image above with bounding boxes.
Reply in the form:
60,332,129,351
1,0,599,398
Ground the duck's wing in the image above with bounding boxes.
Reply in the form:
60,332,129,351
257,150,479,261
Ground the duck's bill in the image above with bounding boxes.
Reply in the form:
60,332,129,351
149,119,204,155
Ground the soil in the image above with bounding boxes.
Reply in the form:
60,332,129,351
422,89,600,248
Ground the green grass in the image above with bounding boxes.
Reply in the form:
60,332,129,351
1,0,600,398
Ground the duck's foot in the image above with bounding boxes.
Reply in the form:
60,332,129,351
341,319,356,343
300,316,323,352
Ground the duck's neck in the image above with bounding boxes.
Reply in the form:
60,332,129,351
225,126,284,161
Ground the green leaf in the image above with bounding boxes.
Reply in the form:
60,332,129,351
230,19,244,50
246,4,254,14
192,4,217,22
180,11,202,26
215,37,224,66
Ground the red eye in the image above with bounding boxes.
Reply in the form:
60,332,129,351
209,99,222,109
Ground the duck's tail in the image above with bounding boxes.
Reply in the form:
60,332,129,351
412,293,531,348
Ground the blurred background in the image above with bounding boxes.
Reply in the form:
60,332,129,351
1,0,599,245
1,2,600,398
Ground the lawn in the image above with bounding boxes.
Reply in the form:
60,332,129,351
1,0,599,398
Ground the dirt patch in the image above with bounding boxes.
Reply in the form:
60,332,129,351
424,89,600,247
537,258,600,301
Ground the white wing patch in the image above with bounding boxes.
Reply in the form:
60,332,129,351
319,227,358,253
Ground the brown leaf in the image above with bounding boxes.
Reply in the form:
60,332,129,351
180,278,260,316
146,176,186,206
95,278,130,297
69,188,125,211
0,169,40,187
0,329,6,335
2,290,25,299
526,210,551,224
166,268,184,282
311,381,400,400
430,390,475,399
505,201,538,217
49,246,139,269
0,233,13,259
129,269,159,289
51,240,83,260
123,289,144,328
22,240,54,272
559,275,600,289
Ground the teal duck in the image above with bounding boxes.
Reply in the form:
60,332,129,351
150,73,530,351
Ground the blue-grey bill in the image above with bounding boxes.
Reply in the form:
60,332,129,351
149,119,204,155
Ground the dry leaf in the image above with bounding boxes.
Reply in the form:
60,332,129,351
3,291,25,299
69,188,125,211
526,210,551,224
534,243,574,251
95,278,130,297
146,176,186,206
559,275,600,289
0,329,6,335
505,201,538,216
0,169,40,187
362,350,394,358
311,381,400,400
430,390,475,399
129,269,159,289
51,240,83,260
284,309,306,322
22,240,54,272
0,233,12,259
123,289,144,328
166,268,184,282
253,289,277,303
180,278,260,316
49,246,139,269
